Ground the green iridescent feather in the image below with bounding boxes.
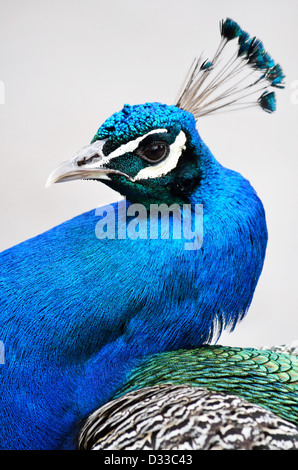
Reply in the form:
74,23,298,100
116,346,298,427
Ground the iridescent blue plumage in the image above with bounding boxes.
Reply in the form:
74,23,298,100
238,31,252,57
267,64,286,88
220,18,242,41
92,102,194,146
0,18,284,450
259,91,276,113
0,102,267,449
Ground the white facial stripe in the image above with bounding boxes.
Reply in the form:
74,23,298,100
106,128,168,162
134,130,187,181
72,129,167,170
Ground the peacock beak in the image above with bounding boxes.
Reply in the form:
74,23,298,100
45,139,131,188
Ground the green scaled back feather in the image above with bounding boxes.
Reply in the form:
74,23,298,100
115,345,298,427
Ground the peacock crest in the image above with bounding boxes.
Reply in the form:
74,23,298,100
175,18,285,119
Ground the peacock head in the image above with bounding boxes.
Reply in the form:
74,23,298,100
46,102,210,205
46,18,285,207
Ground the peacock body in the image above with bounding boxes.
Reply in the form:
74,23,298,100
0,18,290,450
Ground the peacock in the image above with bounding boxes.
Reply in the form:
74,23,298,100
0,18,292,450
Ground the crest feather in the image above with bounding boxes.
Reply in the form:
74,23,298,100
175,18,285,119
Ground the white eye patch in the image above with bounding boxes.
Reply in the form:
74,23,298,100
72,128,168,171
107,128,168,162
134,130,187,181
72,128,187,181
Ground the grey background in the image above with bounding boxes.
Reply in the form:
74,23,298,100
0,0,297,348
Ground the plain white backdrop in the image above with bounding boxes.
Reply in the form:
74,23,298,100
0,0,297,348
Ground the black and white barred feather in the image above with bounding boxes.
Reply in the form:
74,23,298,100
78,384,298,451
79,342,298,451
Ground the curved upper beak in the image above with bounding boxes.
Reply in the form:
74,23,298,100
45,140,131,188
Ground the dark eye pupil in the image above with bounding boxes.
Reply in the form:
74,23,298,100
139,142,169,163
147,144,165,160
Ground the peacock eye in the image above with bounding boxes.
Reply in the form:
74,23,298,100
136,141,169,164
